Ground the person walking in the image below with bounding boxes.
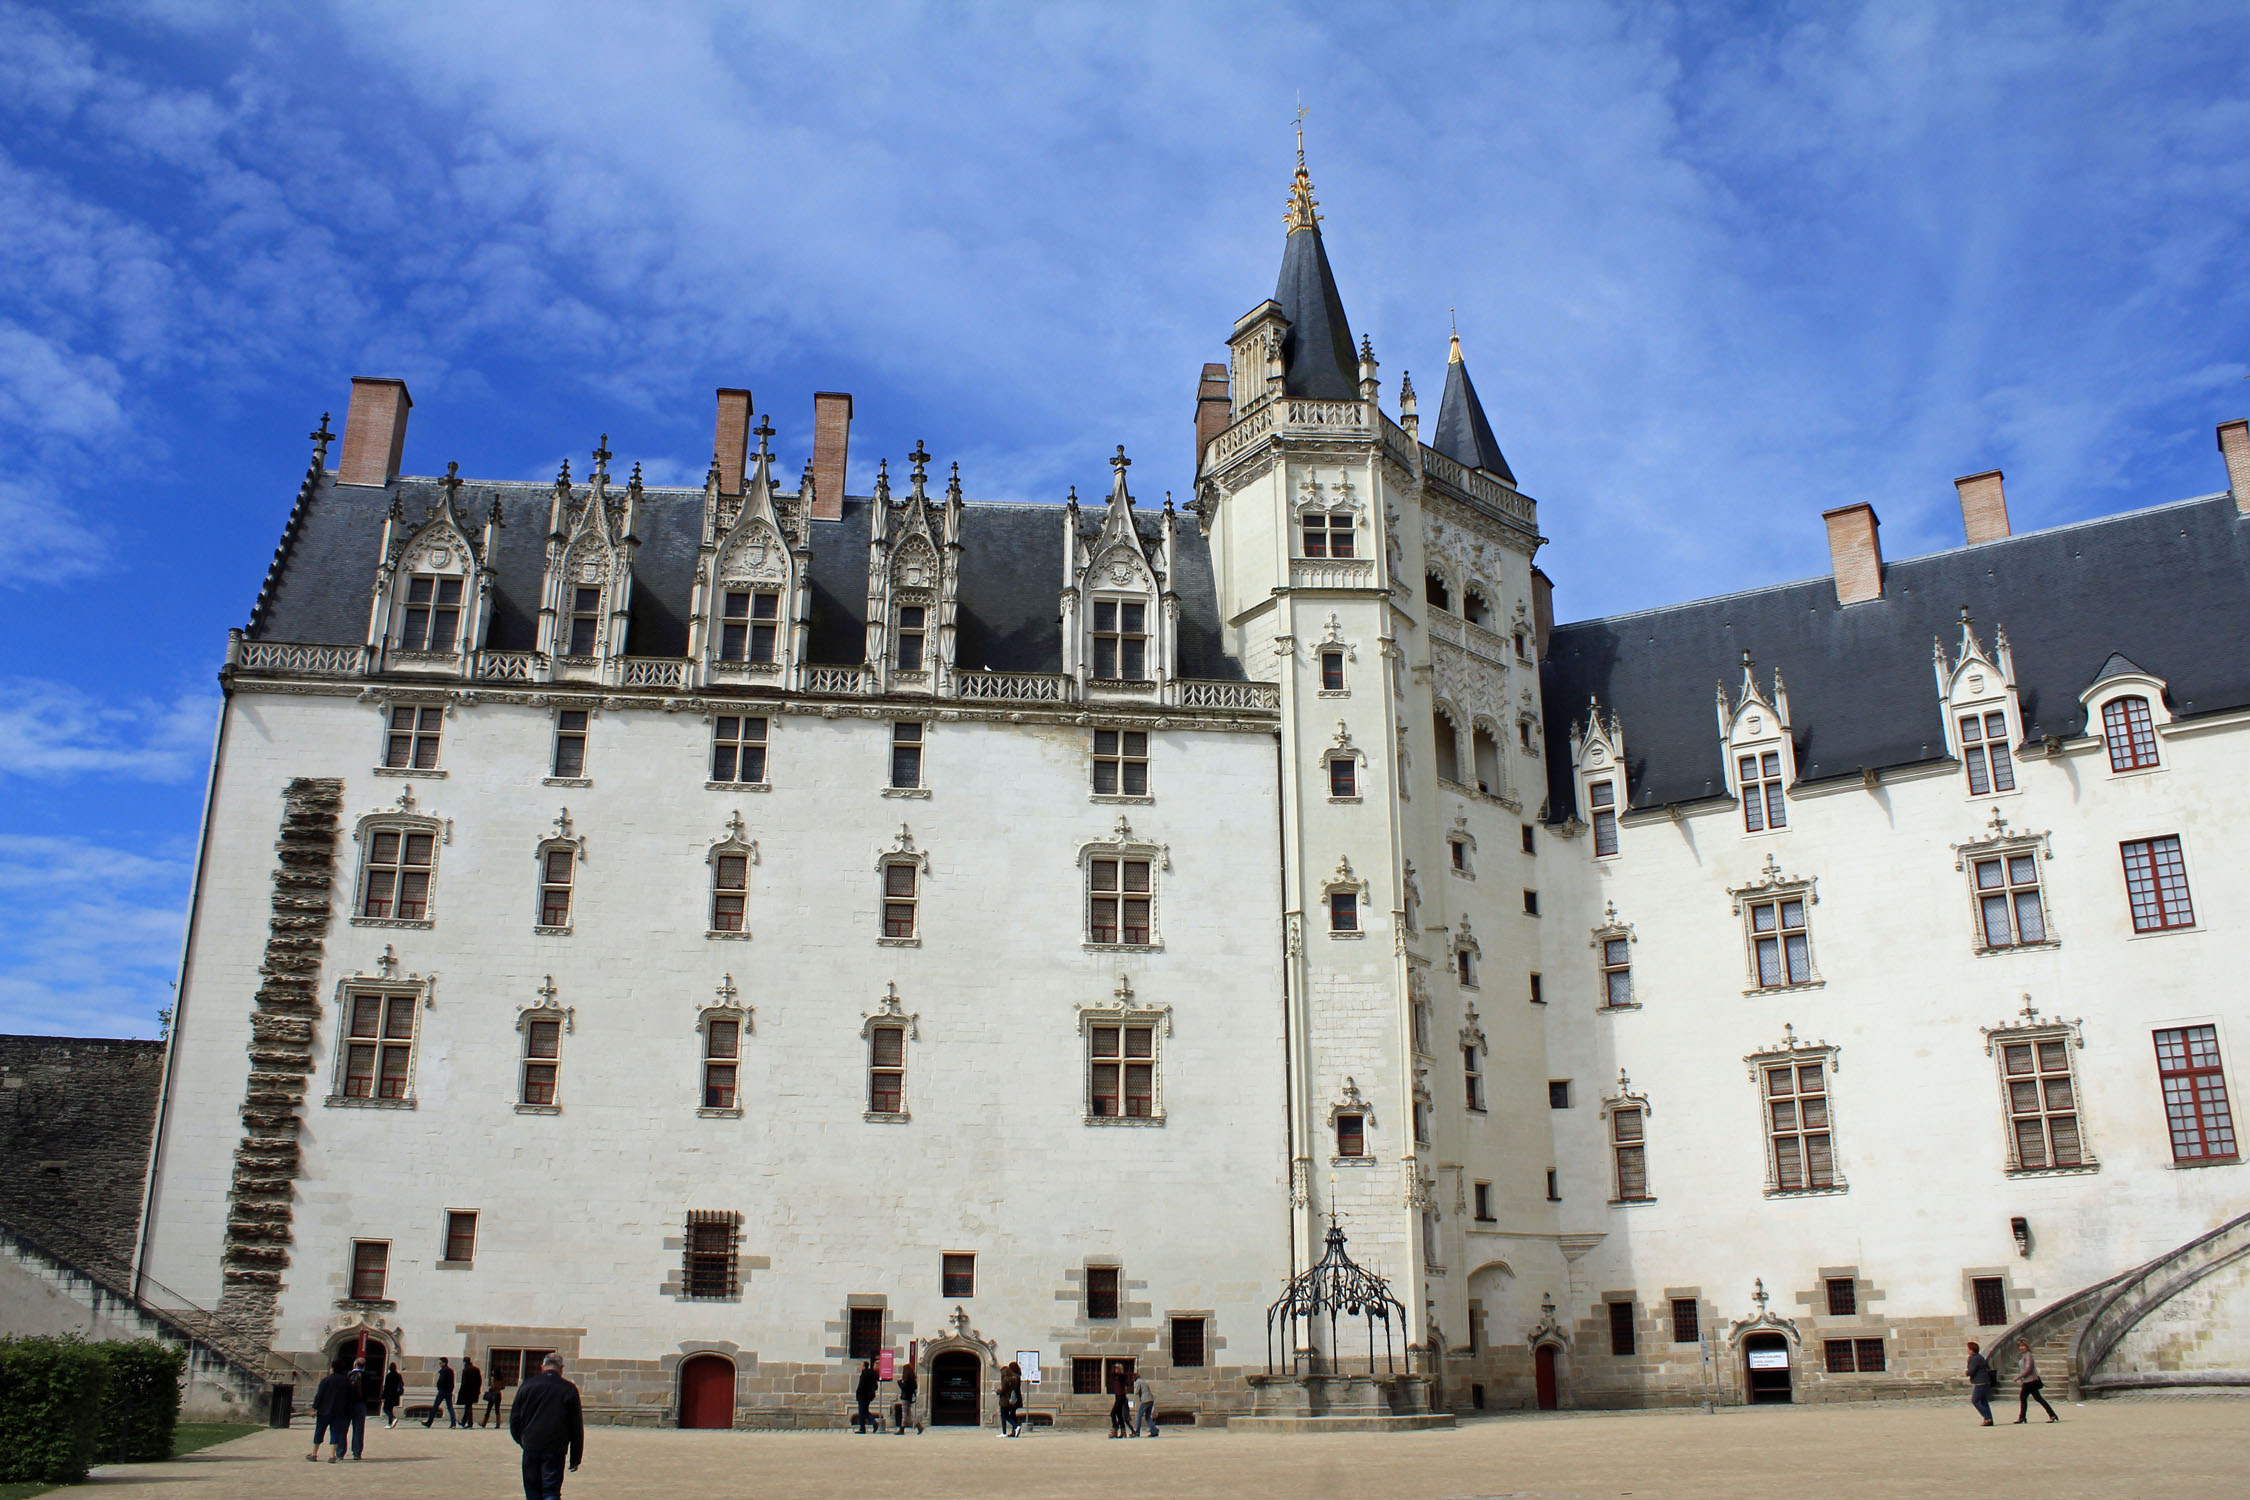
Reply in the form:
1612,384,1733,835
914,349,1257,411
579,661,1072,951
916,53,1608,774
1965,1341,1997,1426
997,1361,1023,1438
483,1369,506,1429
381,1364,404,1428
895,1362,922,1434
853,1360,879,1434
509,1352,585,1500
1107,1364,1130,1438
425,1355,458,1428
342,1356,369,1460
1133,1371,1157,1437
458,1357,484,1430
2013,1340,2060,1423
307,1361,353,1463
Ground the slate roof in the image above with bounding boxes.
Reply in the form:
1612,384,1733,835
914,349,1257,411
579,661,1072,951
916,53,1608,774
1431,345,1515,486
1540,493,2250,818
249,475,1245,680
1274,221,1359,401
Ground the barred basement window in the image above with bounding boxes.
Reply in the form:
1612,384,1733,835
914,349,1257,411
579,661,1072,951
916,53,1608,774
895,605,926,671
360,828,435,920
1766,1060,1836,1191
1328,890,1359,933
400,575,462,651
1608,1301,1636,1357
2154,1025,2236,1163
551,709,589,778
1088,858,1152,945
567,586,602,657
719,589,781,664
702,1018,741,1109
1826,1278,1857,1317
1589,780,1618,856
2121,836,2194,932
711,853,750,932
1092,729,1149,797
882,862,919,940
1738,750,1787,832
2000,1038,2084,1170
342,993,417,1100
848,1306,884,1359
1089,1023,1156,1119
1092,600,1147,679
442,1211,477,1266
538,847,574,928
1301,510,1354,558
868,1025,907,1115
1971,1277,2007,1327
1072,1358,1104,1394
1086,1266,1120,1320
1171,1317,1206,1368
1959,710,2015,794
1334,1113,1366,1158
2102,696,2159,772
1973,853,2047,948
711,716,768,786
1611,1107,1648,1201
385,705,443,770
1824,1339,1885,1374
684,1214,739,1300
1600,938,1632,1008
890,722,924,789
1670,1299,1699,1344
942,1253,975,1299
1855,1338,1885,1372
350,1239,390,1301
1746,896,1812,987
520,1017,561,1107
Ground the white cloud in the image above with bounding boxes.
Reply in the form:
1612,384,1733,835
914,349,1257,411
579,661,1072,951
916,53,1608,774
0,834,190,1039
0,678,217,782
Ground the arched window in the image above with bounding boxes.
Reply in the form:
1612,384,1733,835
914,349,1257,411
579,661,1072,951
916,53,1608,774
2102,695,2159,772
1463,590,1491,628
1432,709,1462,784
1425,572,1452,612
1472,726,1502,795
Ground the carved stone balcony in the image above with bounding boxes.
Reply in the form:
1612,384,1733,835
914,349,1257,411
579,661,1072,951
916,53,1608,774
1290,557,1379,591
801,665,869,696
621,657,687,688
1174,679,1280,712
955,670,1072,704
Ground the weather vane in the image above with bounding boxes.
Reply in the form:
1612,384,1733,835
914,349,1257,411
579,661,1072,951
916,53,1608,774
1295,96,1309,169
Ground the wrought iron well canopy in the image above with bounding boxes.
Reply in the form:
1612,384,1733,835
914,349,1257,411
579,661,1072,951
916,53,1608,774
1265,1214,1410,1375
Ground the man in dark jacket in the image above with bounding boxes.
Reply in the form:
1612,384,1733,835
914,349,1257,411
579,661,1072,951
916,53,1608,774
1965,1340,1997,1425
424,1355,457,1427
458,1357,484,1429
307,1362,354,1463
509,1353,585,1500
853,1360,878,1433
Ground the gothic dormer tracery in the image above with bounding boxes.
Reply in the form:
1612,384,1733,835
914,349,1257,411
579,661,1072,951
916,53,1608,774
1573,698,1628,849
1717,653,1795,832
539,438,641,686
691,414,809,690
1934,610,2024,797
1062,446,1176,700
864,444,963,696
368,462,499,676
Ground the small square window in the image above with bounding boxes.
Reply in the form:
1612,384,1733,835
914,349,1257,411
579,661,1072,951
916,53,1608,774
1171,1316,1206,1368
1826,1277,1856,1317
1548,1080,1571,1109
1072,1357,1104,1395
1086,1265,1120,1320
711,716,768,786
1824,1338,1856,1374
1670,1298,1699,1344
1320,650,1346,691
848,1305,884,1359
1335,1113,1366,1158
350,1239,390,1301
443,1210,478,1266
1092,729,1149,797
384,705,444,770
1971,1277,2007,1327
1855,1338,1886,1373
942,1253,975,1299
1328,890,1359,933
1522,889,1539,916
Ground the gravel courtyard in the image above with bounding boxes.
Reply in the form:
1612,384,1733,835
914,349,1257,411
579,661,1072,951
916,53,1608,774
59,1396,2248,1499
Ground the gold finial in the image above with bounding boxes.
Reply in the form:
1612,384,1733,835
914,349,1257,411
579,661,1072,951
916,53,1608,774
1449,307,1462,363
1295,96,1309,170
1285,98,1321,233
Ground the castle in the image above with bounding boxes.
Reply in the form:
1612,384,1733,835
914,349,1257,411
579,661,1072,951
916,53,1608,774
134,156,2250,1425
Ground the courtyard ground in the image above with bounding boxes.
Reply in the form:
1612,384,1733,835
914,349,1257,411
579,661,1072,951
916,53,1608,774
48,1396,2250,1499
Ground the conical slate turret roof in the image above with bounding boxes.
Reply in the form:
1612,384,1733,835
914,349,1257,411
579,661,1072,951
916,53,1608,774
1432,334,1514,485
1273,164,1358,401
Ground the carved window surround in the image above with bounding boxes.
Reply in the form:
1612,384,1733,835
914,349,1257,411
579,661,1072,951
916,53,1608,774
1728,854,1822,995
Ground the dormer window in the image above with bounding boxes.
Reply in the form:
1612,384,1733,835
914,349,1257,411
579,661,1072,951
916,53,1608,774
567,586,602,657
2102,696,2159,772
1739,752,1787,832
1960,711,2015,794
895,606,927,671
1589,780,1619,856
1092,600,1147,680
1301,511,1354,558
401,575,462,651
720,590,781,664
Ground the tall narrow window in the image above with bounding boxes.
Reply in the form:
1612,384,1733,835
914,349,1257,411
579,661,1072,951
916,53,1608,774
702,1018,740,1109
711,716,768,786
711,853,749,932
350,1240,390,1301
1529,973,1543,1005
890,722,923,789
2102,696,2159,772
1589,780,1618,856
1971,1277,2008,1327
1545,1169,1561,1201
1328,754,1357,798
1670,1299,1699,1344
895,605,926,671
1425,574,1451,612
942,1253,976,1299
551,710,589,778
443,1211,477,1265
1738,751,1786,831
1089,1024,1156,1119
1092,601,1148,679
1608,1301,1636,1356
342,993,416,1100
1449,836,1471,874
868,1025,906,1114
385,705,443,770
1747,897,1812,987
1327,890,1359,933
520,1017,560,1106
1171,1317,1206,1368
538,847,574,928
1601,939,1633,1008
1335,1113,1366,1158
1611,1108,1648,1201
1092,730,1149,797
1959,711,2015,794
567,586,602,657
719,590,781,664
1463,1045,1484,1110
2154,1025,2236,1163
400,576,462,651
848,1306,884,1358
1825,1278,1857,1317
1413,1098,1433,1147
1473,1181,1493,1220
1086,1266,1120,1320
684,1215,738,1300
1301,511,1353,557
2000,1037,2083,1170
1766,1060,1835,1191
1456,948,1476,987
1433,711,1461,783
2121,837,2194,932
1974,854,2047,947
1472,727,1502,794
1088,858,1152,946
360,829,435,920
882,862,918,939
1320,650,1346,691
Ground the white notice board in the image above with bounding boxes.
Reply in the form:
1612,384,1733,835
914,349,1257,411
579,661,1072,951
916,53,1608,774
1747,1349,1788,1370
1016,1351,1041,1384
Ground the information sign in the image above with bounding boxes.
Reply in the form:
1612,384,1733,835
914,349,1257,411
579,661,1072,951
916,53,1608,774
1016,1350,1041,1384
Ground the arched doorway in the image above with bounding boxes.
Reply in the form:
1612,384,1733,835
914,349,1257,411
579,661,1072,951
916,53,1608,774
930,1351,981,1426
326,1334,388,1406
678,1355,735,1429
1533,1344,1559,1410
1743,1333,1792,1404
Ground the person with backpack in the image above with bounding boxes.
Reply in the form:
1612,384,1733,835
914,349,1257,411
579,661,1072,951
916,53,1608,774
997,1361,1023,1438
895,1361,922,1433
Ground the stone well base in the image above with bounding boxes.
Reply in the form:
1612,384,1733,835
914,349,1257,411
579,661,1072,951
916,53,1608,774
1224,1412,1457,1433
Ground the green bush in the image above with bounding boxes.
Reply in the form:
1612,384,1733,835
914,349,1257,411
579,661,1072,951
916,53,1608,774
0,1338,105,1484
94,1341,183,1465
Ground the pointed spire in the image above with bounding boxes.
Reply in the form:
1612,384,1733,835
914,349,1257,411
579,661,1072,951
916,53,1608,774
309,412,334,465
908,440,930,497
946,461,962,506
1431,331,1515,485
873,457,891,505
590,435,611,482
1272,141,1358,401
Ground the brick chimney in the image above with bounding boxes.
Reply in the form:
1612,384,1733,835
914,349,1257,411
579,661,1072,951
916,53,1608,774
1954,469,2010,544
810,392,852,521
1530,566,1555,660
337,377,412,487
1194,363,1231,469
2219,419,2250,516
714,388,752,494
1821,503,1884,605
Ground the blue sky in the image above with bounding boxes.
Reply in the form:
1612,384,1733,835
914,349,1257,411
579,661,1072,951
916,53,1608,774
2,1,2245,1038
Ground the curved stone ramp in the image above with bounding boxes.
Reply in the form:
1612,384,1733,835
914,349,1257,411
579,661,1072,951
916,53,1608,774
2074,1208,2250,1396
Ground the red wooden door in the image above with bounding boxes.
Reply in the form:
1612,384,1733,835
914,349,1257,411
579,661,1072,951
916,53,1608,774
679,1355,734,1429
1534,1345,1558,1410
